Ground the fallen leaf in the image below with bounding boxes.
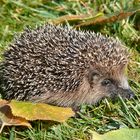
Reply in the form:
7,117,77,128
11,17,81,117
51,14,90,25
75,11,136,28
50,7,139,28
0,105,31,133
90,128,140,140
10,100,75,122
0,100,9,107
0,99,75,133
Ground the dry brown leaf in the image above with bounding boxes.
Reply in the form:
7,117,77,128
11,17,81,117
0,99,9,107
51,14,90,25
0,103,31,133
50,9,138,28
75,11,136,28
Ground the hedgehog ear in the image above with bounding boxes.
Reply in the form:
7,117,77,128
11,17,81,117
88,70,101,83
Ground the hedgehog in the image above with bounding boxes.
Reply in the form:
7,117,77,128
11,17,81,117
0,24,134,107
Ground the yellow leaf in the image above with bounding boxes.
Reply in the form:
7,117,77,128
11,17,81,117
0,99,74,133
10,100,75,122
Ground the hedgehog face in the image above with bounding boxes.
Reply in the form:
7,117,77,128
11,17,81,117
100,76,134,99
87,67,134,103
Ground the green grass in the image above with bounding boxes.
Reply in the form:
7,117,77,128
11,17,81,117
0,0,140,139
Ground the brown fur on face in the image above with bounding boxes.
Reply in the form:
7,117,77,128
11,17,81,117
29,64,134,107
84,64,134,104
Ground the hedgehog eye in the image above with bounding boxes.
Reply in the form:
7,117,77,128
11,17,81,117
102,79,112,86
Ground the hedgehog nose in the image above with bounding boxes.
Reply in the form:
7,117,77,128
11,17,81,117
127,89,135,99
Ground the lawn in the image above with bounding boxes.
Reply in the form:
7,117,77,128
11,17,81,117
0,0,140,139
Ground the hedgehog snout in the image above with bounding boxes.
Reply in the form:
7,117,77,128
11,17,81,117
119,88,135,99
118,77,135,99
99,77,135,101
